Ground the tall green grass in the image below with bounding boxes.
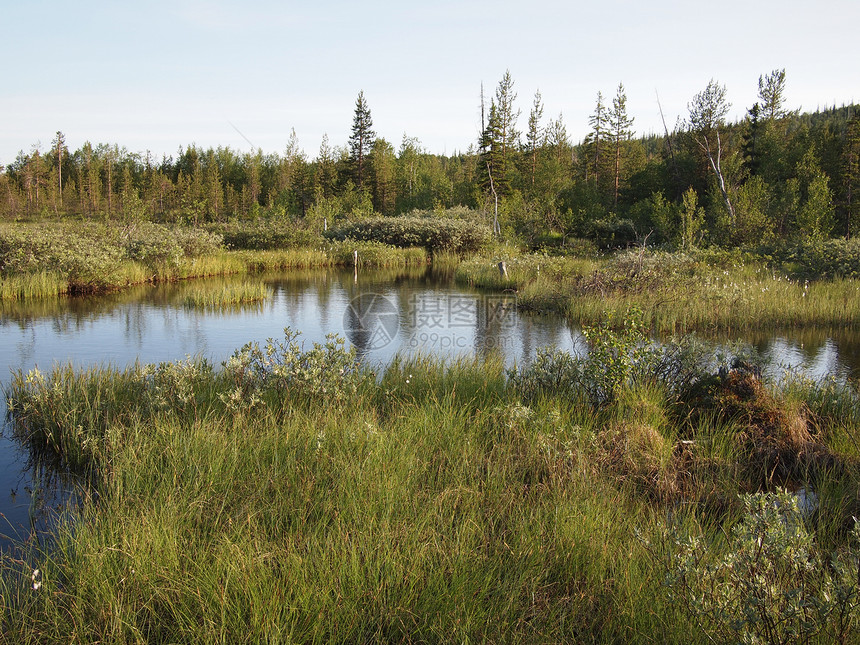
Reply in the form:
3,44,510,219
5,331,860,642
1,362,679,642
457,250,860,332
0,270,68,300
182,282,272,310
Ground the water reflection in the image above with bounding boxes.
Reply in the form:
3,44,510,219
721,328,860,382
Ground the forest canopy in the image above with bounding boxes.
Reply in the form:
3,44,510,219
3,70,858,251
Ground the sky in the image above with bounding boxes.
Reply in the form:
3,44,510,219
2,0,859,166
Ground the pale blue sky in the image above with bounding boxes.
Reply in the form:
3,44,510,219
3,0,858,165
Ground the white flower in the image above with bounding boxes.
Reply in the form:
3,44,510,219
31,569,41,591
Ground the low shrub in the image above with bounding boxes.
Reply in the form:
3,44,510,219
220,328,370,411
585,218,638,249
210,220,323,250
641,489,860,645
772,237,860,280
326,216,492,254
171,227,224,257
508,308,718,407
0,222,225,287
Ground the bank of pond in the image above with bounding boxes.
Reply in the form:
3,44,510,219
5,219,860,335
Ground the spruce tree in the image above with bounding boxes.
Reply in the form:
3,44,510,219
348,90,376,191
842,112,860,237
480,101,509,197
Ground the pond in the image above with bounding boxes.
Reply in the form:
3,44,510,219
2,265,860,548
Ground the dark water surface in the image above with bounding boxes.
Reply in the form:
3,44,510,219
2,266,859,547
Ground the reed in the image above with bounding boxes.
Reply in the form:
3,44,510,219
181,282,272,309
0,270,69,300
237,248,334,271
428,249,463,274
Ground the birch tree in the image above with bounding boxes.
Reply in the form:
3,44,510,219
688,79,735,224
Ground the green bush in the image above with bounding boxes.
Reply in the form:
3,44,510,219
0,224,125,287
172,227,224,257
220,328,369,411
508,308,717,406
326,215,492,254
585,218,638,249
642,489,860,645
771,238,860,280
210,220,323,250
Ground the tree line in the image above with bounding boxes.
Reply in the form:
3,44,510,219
3,69,859,249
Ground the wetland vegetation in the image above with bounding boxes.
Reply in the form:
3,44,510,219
3,70,860,642
4,323,860,643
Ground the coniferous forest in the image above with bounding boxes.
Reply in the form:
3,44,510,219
2,69,858,252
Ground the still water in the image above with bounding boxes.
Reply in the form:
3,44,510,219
1,266,859,546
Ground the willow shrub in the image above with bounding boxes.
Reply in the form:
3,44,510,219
6,328,370,469
0,222,224,292
326,215,492,254
641,490,860,645
773,237,860,280
507,308,717,407
208,220,323,250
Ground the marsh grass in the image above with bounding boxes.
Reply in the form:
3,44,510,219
457,249,860,332
428,249,463,272
5,326,860,642
0,346,687,642
0,270,68,300
182,282,272,310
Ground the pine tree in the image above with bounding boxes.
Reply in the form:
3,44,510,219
758,69,788,121
348,90,375,191
608,83,634,208
586,92,609,188
525,90,544,189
